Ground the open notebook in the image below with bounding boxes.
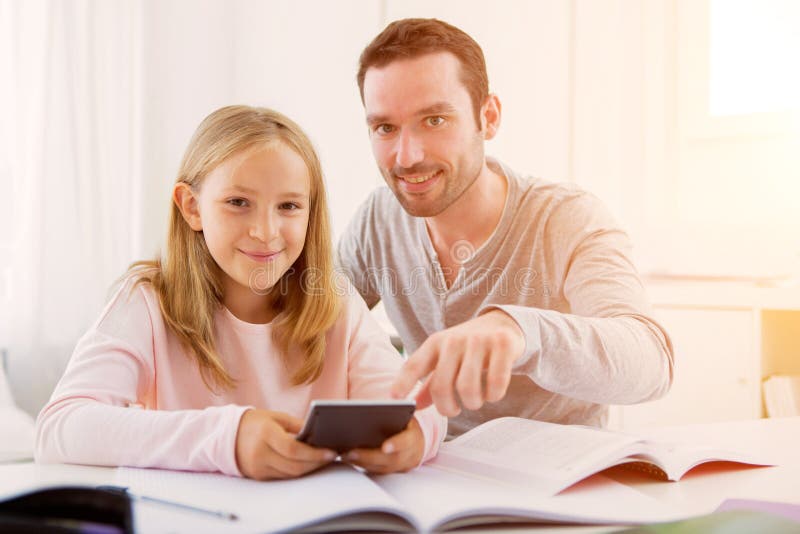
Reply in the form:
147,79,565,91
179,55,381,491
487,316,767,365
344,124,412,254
116,463,688,533
113,416,774,532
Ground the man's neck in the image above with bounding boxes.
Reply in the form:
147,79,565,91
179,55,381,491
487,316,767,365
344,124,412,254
425,161,508,255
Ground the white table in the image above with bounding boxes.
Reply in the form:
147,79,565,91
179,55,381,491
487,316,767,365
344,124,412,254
2,417,799,533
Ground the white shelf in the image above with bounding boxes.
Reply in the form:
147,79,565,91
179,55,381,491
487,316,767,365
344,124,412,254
645,277,800,310
610,277,800,429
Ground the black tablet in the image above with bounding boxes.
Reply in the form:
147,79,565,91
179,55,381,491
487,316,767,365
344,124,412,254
295,400,416,453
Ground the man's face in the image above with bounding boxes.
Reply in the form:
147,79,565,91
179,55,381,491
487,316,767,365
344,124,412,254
363,52,486,217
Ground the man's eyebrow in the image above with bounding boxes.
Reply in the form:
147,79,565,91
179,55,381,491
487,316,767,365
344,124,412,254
366,102,458,126
416,102,457,116
366,113,389,126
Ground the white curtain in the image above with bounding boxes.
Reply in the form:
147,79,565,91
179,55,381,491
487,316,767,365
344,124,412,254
0,0,142,415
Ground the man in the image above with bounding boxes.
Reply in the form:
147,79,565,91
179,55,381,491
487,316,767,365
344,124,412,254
338,18,673,437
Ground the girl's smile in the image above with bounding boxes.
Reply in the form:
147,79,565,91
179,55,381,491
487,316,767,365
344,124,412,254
239,249,283,262
175,140,311,323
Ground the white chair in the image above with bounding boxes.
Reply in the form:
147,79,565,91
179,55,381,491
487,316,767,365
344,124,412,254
0,350,36,463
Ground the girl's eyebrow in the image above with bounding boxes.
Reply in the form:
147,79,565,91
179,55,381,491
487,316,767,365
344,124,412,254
224,185,307,197
225,185,258,194
223,185,309,200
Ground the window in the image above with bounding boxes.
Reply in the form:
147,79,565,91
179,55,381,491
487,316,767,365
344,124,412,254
709,0,800,116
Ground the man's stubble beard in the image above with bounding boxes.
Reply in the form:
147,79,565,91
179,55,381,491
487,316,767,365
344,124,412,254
384,134,485,218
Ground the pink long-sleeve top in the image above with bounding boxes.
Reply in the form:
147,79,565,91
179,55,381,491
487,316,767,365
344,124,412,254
35,277,446,476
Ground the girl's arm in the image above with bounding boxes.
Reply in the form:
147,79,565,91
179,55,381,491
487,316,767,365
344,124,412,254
34,281,248,476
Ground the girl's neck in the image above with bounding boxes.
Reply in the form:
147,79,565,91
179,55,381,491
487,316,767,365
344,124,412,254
222,281,278,324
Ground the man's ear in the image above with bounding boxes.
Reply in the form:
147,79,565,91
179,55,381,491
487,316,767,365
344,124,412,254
173,182,203,231
480,94,502,140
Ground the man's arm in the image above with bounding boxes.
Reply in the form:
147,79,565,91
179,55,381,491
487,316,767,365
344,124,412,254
486,223,674,406
392,193,674,416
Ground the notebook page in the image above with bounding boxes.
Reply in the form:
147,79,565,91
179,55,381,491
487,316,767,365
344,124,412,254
116,463,414,533
373,464,690,531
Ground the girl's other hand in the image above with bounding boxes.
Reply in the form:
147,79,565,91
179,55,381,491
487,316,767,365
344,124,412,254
235,409,337,480
343,417,424,474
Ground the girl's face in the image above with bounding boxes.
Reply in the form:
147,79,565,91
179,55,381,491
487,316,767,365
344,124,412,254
177,141,311,318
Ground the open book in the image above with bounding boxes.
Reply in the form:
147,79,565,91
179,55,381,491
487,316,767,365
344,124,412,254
111,416,776,532
432,417,774,496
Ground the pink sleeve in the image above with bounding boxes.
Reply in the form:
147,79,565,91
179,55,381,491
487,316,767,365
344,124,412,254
343,290,446,464
34,281,248,476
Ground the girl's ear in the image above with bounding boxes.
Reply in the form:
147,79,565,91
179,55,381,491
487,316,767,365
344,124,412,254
173,182,203,231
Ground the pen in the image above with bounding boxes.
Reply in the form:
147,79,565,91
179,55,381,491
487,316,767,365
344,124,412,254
97,485,239,521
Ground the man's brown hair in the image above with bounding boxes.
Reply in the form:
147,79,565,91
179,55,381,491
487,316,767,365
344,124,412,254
357,18,489,126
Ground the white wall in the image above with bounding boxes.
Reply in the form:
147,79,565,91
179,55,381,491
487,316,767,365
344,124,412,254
136,0,575,258
7,0,800,416
665,0,800,278
2,1,144,415
231,0,383,240
385,0,572,183
139,0,237,259
5,0,578,415
137,0,387,257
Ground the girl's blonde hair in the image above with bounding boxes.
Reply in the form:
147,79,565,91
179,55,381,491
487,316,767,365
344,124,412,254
129,105,340,389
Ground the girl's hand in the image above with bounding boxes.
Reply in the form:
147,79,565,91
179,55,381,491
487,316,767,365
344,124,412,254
235,409,337,480
343,417,425,474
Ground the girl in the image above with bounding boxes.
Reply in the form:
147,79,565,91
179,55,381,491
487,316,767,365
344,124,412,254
35,105,445,480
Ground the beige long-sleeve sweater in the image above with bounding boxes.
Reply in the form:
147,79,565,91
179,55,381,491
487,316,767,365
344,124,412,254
338,157,674,438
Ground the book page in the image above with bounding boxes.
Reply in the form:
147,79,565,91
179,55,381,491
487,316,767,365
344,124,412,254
634,440,774,480
433,417,642,495
115,463,417,533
